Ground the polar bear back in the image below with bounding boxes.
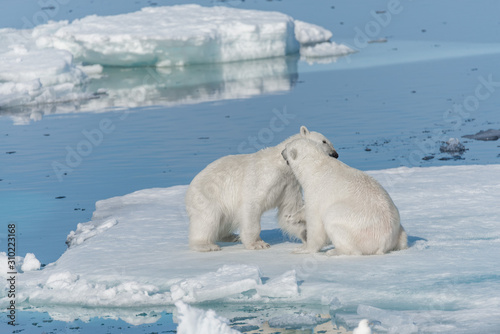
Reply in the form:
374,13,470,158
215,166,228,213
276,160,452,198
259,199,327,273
187,145,294,215
283,138,406,254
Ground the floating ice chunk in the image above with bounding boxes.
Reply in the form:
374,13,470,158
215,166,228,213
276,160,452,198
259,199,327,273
463,129,500,141
21,253,41,272
0,46,82,85
357,305,418,334
0,33,93,109
176,301,241,334
34,5,300,67
66,218,118,248
28,271,172,308
171,265,262,303
439,138,466,153
256,270,299,298
300,41,355,58
294,20,333,45
1,5,352,109
268,312,329,329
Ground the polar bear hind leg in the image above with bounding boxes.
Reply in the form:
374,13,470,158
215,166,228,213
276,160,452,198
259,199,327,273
188,210,224,252
395,228,408,251
323,204,365,256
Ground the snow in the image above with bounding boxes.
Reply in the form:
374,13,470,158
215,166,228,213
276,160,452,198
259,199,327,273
0,34,95,108
0,5,352,110
294,20,332,45
175,301,241,334
300,42,355,59
171,265,262,303
20,253,41,272
1,165,500,333
66,218,118,248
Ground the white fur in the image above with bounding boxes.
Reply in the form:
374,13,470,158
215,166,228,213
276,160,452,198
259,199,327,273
185,126,338,252
282,138,407,256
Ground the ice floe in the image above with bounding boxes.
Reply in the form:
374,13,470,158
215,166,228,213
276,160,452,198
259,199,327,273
0,5,353,111
463,129,500,141
1,165,499,333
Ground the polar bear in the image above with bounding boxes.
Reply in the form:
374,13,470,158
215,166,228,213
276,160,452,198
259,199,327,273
185,126,338,252
281,138,407,255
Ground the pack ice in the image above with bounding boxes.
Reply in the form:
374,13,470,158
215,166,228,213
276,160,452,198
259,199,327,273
0,5,353,109
1,165,499,333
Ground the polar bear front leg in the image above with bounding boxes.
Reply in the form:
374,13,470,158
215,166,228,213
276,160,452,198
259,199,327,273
293,214,326,254
278,206,307,244
239,207,270,250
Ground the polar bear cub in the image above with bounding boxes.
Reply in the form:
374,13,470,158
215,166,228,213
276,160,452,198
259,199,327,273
281,138,407,255
185,126,338,252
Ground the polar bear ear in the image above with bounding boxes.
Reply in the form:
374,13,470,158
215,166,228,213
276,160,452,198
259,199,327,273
300,126,309,137
289,148,298,160
281,148,288,161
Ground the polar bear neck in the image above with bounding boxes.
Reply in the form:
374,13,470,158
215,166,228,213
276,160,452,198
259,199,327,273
291,147,343,188
276,133,303,151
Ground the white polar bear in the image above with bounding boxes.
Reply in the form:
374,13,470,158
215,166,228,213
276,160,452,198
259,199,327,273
185,126,338,252
281,138,407,255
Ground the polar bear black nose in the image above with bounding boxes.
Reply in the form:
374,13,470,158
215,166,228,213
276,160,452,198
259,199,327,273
330,151,339,159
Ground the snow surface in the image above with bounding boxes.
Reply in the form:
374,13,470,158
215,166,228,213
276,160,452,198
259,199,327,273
1,165,499,333
20,252,41,272
0,5,352,110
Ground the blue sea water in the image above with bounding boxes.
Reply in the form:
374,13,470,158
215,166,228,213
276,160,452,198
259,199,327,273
1,0,500,333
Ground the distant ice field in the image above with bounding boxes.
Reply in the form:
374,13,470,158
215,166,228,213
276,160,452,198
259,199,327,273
0,5,352,109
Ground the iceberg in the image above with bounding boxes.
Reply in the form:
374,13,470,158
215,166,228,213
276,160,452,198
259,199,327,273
0,5,353,111
2,165,499,333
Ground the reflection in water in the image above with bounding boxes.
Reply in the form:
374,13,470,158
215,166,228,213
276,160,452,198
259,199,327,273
0,56,299,125
16,303,354,333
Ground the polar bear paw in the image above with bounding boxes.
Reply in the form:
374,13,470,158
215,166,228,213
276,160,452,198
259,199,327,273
246,240,270,250
191,243,222,252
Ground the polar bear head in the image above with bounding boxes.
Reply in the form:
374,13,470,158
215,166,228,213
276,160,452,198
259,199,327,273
298,126,338,159
281,137,327,168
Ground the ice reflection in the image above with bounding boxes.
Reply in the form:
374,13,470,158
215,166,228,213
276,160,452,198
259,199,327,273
0,55,299,125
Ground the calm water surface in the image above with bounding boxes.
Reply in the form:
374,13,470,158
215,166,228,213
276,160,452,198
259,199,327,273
1,0,500,332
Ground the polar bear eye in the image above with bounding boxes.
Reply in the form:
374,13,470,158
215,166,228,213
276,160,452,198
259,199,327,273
322,140,327,144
